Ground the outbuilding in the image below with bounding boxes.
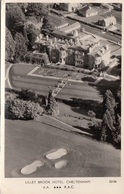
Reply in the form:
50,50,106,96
59,3,81,12
78,5,98,17
98,16,116,27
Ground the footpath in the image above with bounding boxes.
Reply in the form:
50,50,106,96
36,114,93,137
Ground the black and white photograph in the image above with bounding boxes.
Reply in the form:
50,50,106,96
1,1,123,193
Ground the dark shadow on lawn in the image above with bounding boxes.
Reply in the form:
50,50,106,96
89,79,120,97
57,98,104,119
74,125,101,141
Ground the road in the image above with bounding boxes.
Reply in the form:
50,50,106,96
66,17,121,44
5,118,120,177
9,65,102,102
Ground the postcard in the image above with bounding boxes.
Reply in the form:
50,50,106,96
0,1,124,194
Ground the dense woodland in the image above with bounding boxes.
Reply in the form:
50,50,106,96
6,3,54,63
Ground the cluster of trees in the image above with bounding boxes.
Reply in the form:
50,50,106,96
100,86,121,148
5,93,43,120
5,89,59,120
25,3,48,20
6,3,49,63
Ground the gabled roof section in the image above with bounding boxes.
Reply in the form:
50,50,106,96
102,16,116,23
79,5,97,14
60,22,81,33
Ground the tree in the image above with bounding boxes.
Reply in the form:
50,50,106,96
100,90,121,147
25,23,40,50
41,53,50,66
18,3,28,13
26,3,48,20
6,27,15,62
112,114,121,148
103,90,116,114
101,90,116,142
115,83,121,116
14,32,27,62
101,109,116,142
46,90,59,115
6,4,25,35
42,15,55,35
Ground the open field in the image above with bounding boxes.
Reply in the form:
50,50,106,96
5,118,120,177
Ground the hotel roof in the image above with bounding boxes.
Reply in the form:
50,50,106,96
91,45,110,57
60,22,81,34
79,5,97,15
102,16,116,23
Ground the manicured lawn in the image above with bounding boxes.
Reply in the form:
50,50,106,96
55,100,102,137
5,118,120,177
9,64,103,101
10,63,34,76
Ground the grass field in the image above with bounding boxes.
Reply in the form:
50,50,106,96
55,100,102,137
5,118,120,177
10,63,34,76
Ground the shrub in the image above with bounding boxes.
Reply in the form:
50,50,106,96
5,94,43,120
82,76,96,82
18,89,37,101
23,52,49,66
88,110,96,118
18,89,44,106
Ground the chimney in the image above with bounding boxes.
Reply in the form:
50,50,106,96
104,44,109,50
54,37,57,43
46,35,49,41
88,46,92,53
101,48,105,54
89,6,91,10
97,41,100,47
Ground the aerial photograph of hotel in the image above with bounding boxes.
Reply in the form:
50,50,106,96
5,3,121,177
